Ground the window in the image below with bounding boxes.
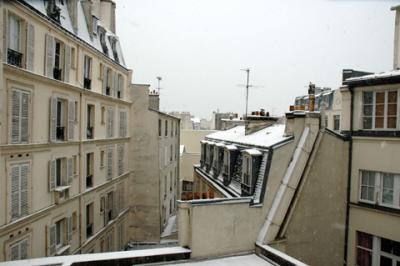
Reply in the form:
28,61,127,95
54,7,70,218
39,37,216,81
101,192,115,227
117,144,124,176
106,107,114,138
165,120,168,136
170,171,173,191
55,158,65,187
119,111,127,137
7,14,22,67
158,119,162,137
56,99,65,140
86,153,93,188
101,106,106,124
87,105,94,139
243,156,251,186
105,69,112,96
71,47,76,69
110,37,119,63
72,212,77,231
164,175,167,198
86,203,94,238
100,150,105,168
10,163,29,220
223,150,229,175
92,16,98,35
359,170,400,208
357,231,400,266
50,97,74,142
170,145,173,162
84,56,92,90
99,27,108,55
107,192,114,222
10,89,30,144
54,40,63,80
55,219,64,249
171,121,174,136
49,157,74,192
333,115,340,131
46,0,61,22
363,91,398,129
9,238,29,261
164,146,168,166
106,145,114,180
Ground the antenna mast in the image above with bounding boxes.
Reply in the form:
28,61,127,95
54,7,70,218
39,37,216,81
241,68,251,117
156,76,162,93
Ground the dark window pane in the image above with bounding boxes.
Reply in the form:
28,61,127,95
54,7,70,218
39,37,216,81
358,231,373,249
375,117,384,128
357,248,372,266
381,237,393,253
380,256,392,266
363,105,373,116
363,92,373,104
363,117,372,129
394,240,400,256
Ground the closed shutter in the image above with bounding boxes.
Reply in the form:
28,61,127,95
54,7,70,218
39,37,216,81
117,143,124,176
107,107,114,138
118,75,124,99
67,158,73,185
67,216,72,242
64,45,71,82
49,160,56,191
119,111,127,138
20,91,29,143
10,166,20,220
20,164,29,217
102,66,107,94
3,10,8,61
26,24,35,71
68,101,75,140
45,34,54,77
49,97,57,142
107,145,113,180
112,71,117,97
49,225,56,255
20,238,28,259
11,90,20,143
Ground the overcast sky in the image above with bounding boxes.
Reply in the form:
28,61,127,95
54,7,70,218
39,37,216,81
116,0,397,119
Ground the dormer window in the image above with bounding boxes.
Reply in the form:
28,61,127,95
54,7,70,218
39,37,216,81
46,0,61,23
92,16,98,35
98,27,108,55
109,37,119,63
241,149,262,196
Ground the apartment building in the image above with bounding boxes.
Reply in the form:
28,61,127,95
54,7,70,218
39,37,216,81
0,0,132,261
130,86,180,243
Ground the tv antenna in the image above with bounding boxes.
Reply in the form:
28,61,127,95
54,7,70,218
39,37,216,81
156,76,162,93
239,68,263,117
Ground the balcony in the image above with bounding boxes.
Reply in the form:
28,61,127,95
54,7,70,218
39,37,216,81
106,86,111,96
84,78,91,90
86,175,93,188
86,223,93,238
7,49,22,68
56,126,65,141
86,126,94,139
53,67,62,81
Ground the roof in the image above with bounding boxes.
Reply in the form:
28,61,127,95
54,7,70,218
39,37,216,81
21,0,126,67
243,149,262,156
343,69,400,86
164,254,274,266
206,124,290,148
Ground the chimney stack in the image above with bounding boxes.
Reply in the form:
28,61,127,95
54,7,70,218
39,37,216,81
245,109,278,135
100,0,116,33
392,6,400,69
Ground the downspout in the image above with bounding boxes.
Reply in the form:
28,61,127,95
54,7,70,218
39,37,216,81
343,86,354,265
78,90,83,253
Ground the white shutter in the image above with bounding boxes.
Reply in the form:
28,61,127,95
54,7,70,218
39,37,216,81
20,91,29,143
68,100,75,140
49,97,57,142
118,75,124,99
49,160,56,191
49,225,56,255
11,90,20,143
119,111,127,138
117,143,124,176
10,166,20,220
107,107,114,138
67,216,72,242
3,10,8,60
164,146,168,166
67,158,73,185
102,66,107,94
26,24,35,71
107,145,113,180
45,34,54,77
20,164,29,217
64,45,71,82
112,71,117,97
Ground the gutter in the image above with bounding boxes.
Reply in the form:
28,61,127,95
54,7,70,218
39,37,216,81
343,87,354,265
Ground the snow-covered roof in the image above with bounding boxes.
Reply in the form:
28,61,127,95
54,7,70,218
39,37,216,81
23,0,126,67
215,142,225,147
164,254,274,266
225,145,237,150
191,117,200,123
206,124,290,148
345,69,400,83
243,149,262,156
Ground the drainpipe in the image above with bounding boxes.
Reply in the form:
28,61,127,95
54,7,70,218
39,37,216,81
343,86,353,265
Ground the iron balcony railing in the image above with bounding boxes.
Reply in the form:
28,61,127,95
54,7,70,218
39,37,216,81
84,77,91,90
7,49,22,67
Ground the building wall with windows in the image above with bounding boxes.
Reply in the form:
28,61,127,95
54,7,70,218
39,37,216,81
0,0,131,261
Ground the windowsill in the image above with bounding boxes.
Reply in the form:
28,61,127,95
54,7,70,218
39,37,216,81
55,244,70,256
54,186,71,192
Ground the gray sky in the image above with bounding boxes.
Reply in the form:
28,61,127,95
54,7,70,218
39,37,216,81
116,0,397,119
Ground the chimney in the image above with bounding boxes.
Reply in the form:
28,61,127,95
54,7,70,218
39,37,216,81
81,0,93,37
149,91,160,111
245,109,278,135
392,6,400,69
308,82,316,112
100,0,116,33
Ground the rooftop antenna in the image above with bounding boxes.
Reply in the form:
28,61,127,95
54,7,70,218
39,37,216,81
240,68,251,117
156,76,162,94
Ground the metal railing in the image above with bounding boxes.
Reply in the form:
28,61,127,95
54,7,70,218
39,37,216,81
7,49,22,67
84,78,91,90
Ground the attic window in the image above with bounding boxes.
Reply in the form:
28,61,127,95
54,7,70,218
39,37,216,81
109,37,119,63
98,27,108,55
47,0,61,23
92,16,98,35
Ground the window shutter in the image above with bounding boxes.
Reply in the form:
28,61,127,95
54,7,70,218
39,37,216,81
100,196,105,214
49,225,56,255
107,145,113,180
102,66,107,94
49,97,57,142
119,111,126,138
68,100,75,140
67,216,72,242
49,160,56,191
64,45,71,82
67,158,73,185
11,90,21,143
3,10,8,60
10,166,20,220
26,24,35,71
107,108,114,138
112,71,117,97
113,192,117,219
117,143,124,176
20,238,28,259
20,91,29,143
45,34,54,77
10,243,19,261
119,76,124,99
20,164,29,217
